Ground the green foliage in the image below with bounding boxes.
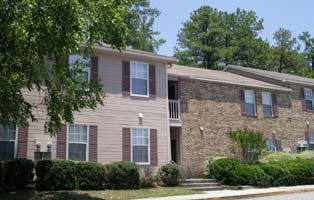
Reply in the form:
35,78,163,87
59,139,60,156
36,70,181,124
125,0,165,52
76,162,105,190
259,152,297,164
0,0,131,135
209,158,241,184
106,161,140,190
35,159,76,191
158,164,180,186
227,128,265,163
4,159,34,190
139,168,155,188
296,151,314,160
259,164,295,186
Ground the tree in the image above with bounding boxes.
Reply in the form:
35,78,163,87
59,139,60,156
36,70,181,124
299,31,314,71
271,28,301,73
174,6,266,69
0,0,130,135
125,0,165,52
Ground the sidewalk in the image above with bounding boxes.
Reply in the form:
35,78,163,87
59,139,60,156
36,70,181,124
136,185,314,200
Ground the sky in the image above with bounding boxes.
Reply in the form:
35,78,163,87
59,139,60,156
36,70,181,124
150,0,314,56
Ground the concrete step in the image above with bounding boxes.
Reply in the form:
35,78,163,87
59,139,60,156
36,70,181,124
181,182,220,188
188,186,223,191
180,179,217,183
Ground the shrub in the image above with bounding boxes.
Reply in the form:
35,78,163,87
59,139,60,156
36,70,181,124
139,168,155,188
209,158,241,184
106,161,140,190
259,163,295,186
228,128,265,163
0,161,5,191
76,162,105,190
35,159,76,190
259,152,296,164
4,159,34,190
297,151,314,160
159,164,179,186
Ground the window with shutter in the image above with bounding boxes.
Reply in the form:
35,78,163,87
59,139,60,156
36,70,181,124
0,124,16,161
69,54,91,83
262,92,273,117
131,128,149,164
244,90,256,116
131,61,149,97
304,88,314,110
67,124,88,161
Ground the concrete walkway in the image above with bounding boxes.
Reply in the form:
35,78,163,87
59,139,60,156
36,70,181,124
136,185,314,200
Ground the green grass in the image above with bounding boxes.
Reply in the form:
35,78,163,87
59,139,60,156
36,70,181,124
0,186,201,200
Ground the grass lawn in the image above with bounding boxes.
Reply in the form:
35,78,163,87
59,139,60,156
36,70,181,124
0,186,202,200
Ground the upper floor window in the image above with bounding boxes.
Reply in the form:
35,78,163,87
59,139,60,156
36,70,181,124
244,90,256,116
67,124,88,161
131,128,149,164
304,88,313,110
69,54,91,83
131,61,148,97
0,125,16,161
262,92,273,116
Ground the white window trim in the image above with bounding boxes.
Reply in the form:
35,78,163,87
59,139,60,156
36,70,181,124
66,124,89,162
244,90,256,115
262,91,273,116
309,132,314,144
266,139,275,152
131,128,150,165
0,125,18,159
130,61,149,97
69,54,91,84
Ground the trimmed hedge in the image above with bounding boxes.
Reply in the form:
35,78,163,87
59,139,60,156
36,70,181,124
106,161,140,190
209,157,314,187
296,151,314,160
4,159,34,190
258,152,296,164
76,162,105,190
35,159,76,190
159,164,179,186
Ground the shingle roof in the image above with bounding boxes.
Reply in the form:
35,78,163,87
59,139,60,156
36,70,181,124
168,64,291,92
225,65,314,86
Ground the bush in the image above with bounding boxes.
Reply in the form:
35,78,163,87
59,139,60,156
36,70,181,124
4,159,34,190
35,159,76,190
259,152,296,164
106,161,139,190
209,158,241,184
159,164,179,186
259,163,295,186
297,151,314,160
76,162,105,190
139,168,155,188
0,161,5,191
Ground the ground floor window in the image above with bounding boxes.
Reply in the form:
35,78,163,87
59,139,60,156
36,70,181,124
131,128,149,164
309,132,314,150
67,124,88,161
266,139,275,152
0,125,16,161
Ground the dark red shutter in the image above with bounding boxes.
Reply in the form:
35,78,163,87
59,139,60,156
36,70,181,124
91,56,98,80
17,127,28,158
240,90,246,116
272,93,279,117
122,61,130,95
150,129,158,166
89,125,97,162
254,91,257,116
149,64,156,97
305,131,310,150
56,124,67,159
275,140,281,152
301,88,306,111
122,128,131,161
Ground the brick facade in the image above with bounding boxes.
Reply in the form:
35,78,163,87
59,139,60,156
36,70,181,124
178,78,314,177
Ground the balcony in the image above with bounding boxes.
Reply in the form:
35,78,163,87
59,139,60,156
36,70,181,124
169,99,181,120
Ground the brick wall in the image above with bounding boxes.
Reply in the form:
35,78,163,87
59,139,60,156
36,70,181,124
179,78,314,177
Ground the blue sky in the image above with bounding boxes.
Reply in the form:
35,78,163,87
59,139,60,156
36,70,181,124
150,0,314,56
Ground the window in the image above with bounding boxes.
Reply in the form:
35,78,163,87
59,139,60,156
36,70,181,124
309,132,314,150
304,88,313,110
67,124,88,161
0,125,16,161
69,54,91,83
266,139,275,152
131,128,149,164
244,90,256,116
131,61,148,96
262,92,273,116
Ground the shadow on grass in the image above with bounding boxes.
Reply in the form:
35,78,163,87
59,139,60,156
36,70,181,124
0,190,105,200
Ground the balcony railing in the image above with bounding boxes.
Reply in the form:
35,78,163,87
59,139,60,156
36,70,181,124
169,99,181,120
